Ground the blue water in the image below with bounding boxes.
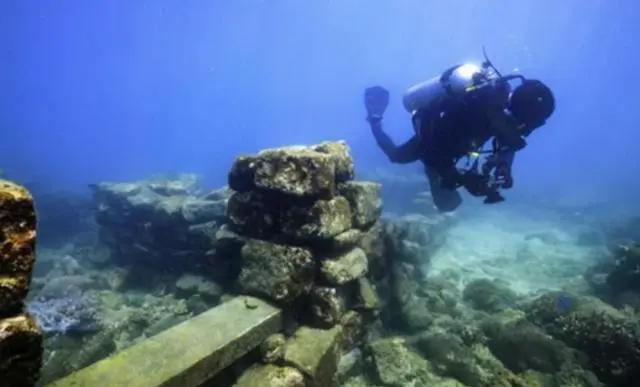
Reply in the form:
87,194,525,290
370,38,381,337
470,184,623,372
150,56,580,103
1,0,639,208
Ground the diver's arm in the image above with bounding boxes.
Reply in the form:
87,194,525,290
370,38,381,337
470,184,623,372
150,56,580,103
368,117,420,164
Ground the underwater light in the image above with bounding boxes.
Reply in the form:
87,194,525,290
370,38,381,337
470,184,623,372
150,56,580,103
456,63,482,80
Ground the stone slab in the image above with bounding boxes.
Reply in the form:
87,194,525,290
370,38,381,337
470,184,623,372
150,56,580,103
48,296,282,387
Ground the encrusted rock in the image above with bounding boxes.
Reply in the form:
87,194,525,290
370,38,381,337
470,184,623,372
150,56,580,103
526,292,640,386
229,147,334,198
369,337,436,387
283,326,342,387
227,190,280,239
0,180,37,312
338,181,382,229
339,311,365,351
383,214,454,265
260,333,287,364
0,313,43,385
90,177,233,273
322,229,363,254
237,239,315,304
320,248,368,285
234,364,305,387
358,221,387,280
181,197,228,224
308,287,347,328
354,277,380,312
312,141,355,182
281,196,352,240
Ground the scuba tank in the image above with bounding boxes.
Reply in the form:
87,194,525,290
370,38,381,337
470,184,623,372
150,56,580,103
402,63,497,113
402,50,513,116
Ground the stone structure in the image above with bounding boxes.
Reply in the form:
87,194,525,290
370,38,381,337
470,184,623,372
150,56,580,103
48,296,282,387
0,179,43,385
226,141,384,386
89,175,239,283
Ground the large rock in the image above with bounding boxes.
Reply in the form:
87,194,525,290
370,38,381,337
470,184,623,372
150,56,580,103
280,196,353,241
358,221,387,281
320,247,368,285
327,229,363,252
90,177,233,274
228,141,355,198
0,313,43,386
283,326,342,387
0,179,37,313
605,244,640,293
227,192,353,241
526,292,640,386
237,239,315,304
369,337,438,387
338,181,382,229
353,277,380,312
227,190,281,239
383,214,455,265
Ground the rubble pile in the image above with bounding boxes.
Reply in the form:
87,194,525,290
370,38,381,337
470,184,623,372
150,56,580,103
89,175,240,282
0,179,43,385
225,141,386,386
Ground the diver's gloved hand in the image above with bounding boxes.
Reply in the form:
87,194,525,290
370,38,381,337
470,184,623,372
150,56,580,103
364,86,389,122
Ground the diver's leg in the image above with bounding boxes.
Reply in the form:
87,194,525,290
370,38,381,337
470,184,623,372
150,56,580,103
425,166,462,212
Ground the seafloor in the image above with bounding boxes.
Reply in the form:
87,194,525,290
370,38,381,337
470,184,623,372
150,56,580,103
25,171,640,387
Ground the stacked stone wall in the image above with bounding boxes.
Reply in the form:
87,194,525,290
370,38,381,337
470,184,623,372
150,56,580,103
225,141,385,386
0,180,43,385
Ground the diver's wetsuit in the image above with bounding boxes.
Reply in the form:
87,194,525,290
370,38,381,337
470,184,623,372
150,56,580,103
369,103,519,210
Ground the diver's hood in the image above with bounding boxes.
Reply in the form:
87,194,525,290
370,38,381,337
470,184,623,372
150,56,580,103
476,47,555,131
508,79,555,129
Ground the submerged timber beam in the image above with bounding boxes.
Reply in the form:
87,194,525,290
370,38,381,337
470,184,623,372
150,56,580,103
48,296,282,387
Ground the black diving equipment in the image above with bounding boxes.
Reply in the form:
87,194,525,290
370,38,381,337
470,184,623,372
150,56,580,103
402,47,554,138
364,86,390,120
455,137,516,204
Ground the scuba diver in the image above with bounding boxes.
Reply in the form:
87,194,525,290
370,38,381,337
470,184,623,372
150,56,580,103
364,50,555,212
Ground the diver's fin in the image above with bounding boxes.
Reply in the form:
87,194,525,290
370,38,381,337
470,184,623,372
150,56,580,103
425,167,462,212
364,86,389,118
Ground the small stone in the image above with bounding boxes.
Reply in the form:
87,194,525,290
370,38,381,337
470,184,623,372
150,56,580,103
281,197,352,240
0,180,37,312
234,364,305,387
244,297,258,309
354,277,380,312
260,333,286,364
0,313,43,386
237,239,315,304
338,181,382,229
321,248,368,285
308,287,347,328
283,326,342,387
